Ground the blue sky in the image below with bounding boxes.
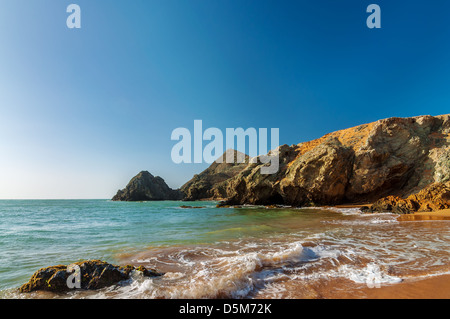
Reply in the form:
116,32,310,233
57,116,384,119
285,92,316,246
0,0,449,199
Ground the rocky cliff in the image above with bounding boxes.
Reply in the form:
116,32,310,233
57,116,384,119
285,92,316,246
183,115,450,208
114,115,450,211
112,171,183,201
180,149,250,201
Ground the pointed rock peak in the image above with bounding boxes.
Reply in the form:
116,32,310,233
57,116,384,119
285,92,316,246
215,149,250,164
136,171,154,178
112,171,183,201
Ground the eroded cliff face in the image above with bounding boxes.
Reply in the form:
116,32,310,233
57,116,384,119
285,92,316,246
184,115,450,207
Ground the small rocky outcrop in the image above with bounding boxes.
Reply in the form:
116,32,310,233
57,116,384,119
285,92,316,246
363,182,450,214
115,114,450,208
20,260,163,293
112,171,183,201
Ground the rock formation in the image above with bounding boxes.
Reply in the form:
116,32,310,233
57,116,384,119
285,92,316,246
363,181,450,214
20,260,163,293
112,171,183,201
114,115,450,213
180,149,250,201
183,114,450,210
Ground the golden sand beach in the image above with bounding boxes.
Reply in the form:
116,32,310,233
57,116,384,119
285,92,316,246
364,209,450,298
397,209,450,221
331,274,450,299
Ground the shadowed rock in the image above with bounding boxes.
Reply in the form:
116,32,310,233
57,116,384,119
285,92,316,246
180,149,250,201
112,171,183,201
19,260,163,293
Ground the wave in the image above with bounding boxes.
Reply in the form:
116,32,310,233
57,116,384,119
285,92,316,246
75,239,406,299
6,207,449,299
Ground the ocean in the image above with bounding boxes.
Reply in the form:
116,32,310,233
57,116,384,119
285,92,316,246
0,200,449,298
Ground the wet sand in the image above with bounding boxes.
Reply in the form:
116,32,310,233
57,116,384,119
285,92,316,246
330,275,450,299
397,209,450,221
335,204,450,221
357,208,450,299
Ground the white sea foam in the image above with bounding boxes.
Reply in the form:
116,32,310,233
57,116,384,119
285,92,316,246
163,272,185,280
337,263,403,285
322,218,399,227
46,211,450,299
110,241,359,298
324,207,363,215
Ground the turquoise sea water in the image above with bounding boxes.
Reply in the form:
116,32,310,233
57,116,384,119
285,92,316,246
0,200,449,298
0,200,333,291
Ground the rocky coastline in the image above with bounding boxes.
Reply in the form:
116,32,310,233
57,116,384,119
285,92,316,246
112,171,183,201
19,115,450,294
19,260,163,294
113,114,450,214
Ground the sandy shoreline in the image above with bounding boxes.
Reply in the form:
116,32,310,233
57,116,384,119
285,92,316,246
331,274,450,299
330,205,449,299
334,204,450,221
396,209,450,221
362,208,449,298
7,203,449,299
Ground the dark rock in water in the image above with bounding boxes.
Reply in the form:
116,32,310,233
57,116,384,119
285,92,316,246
216,201,231,208
360,206,371,213
112,171,183,201
19,260,163,293
135,265,163,277
265,205,285,209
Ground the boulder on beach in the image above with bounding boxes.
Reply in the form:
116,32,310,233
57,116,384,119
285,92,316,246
19,260,163,293
112,171,183,201
364,182,450,214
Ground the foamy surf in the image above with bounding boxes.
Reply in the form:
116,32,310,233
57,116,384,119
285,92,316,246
107,241,316,299
70,222,448,299
3,204,449,299
337,263,403,286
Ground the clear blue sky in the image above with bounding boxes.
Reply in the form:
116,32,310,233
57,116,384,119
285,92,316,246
0,0,449,199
